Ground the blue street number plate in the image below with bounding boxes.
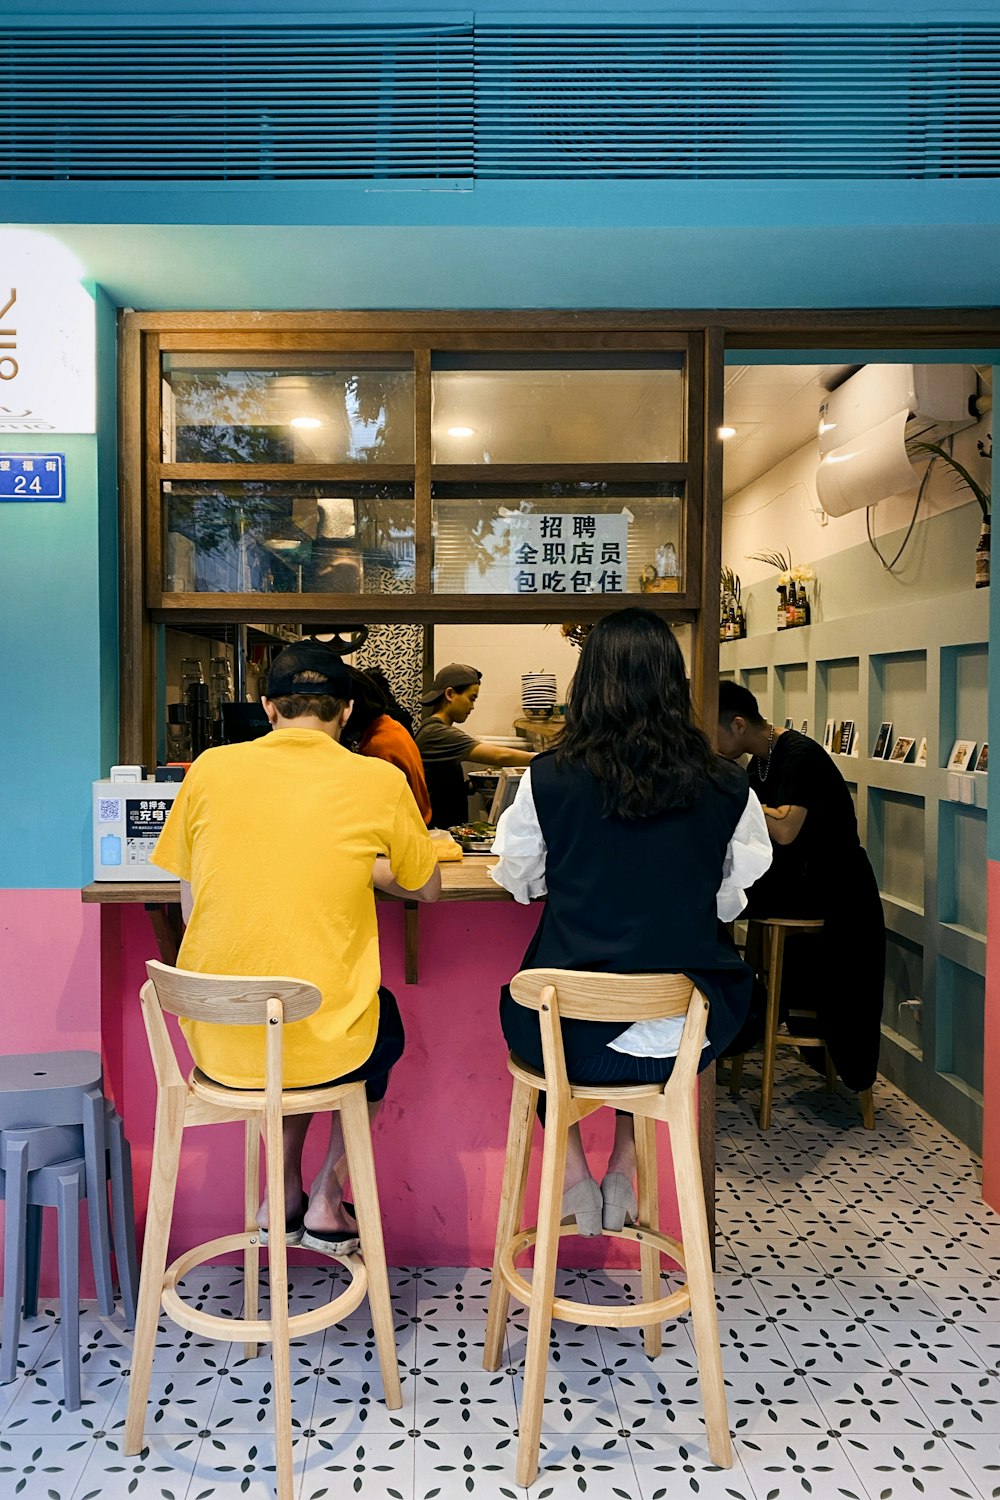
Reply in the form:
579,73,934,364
0,454,65,501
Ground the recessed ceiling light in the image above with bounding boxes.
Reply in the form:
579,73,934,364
717,425,737,440
447,425,476,438
290,416,322,430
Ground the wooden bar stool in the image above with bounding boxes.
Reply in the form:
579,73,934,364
483,968,731,1489
729,918,875,1131
124,960,401,1500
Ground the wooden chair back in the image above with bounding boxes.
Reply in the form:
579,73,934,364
140,961,321,1096
144,960,321,1026
508,967,709,1105
509,968,693,1022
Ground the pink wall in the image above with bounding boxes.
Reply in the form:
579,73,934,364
983,862,1000,1211
0,890,102,1051
109,901,686,1270
0,889,104,1296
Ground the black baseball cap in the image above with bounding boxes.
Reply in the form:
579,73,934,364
419,662,482,705
265,641,352,700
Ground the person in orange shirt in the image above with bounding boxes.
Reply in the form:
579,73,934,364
345,668,433,825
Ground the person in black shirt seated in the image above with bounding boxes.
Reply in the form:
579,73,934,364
491,610,771,1235
716,681,885,1093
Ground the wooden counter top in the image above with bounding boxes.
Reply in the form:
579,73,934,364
81,858,515,907
81,860,517,979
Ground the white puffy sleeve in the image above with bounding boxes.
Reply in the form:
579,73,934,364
488,767,547,905
717,788,773,922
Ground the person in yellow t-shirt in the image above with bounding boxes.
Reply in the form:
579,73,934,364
152,639,441,1254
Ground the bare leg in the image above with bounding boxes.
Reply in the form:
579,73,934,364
601,1113,639,1233
305,1103,380,1234
563,1123,592,1189
257,1114,311,1229
606,1114,637,1180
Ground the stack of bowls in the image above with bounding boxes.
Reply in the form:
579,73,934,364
522,672,557,720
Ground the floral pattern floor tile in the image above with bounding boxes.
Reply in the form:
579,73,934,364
0,1054,999,1497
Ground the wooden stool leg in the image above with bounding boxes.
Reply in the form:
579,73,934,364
516,1110,568,1489
56,1168,82,1412
824,1050,838,1094
672,1099,732,1469
123,1088,186,1457
243,1117,261,1360
263,1099,294,1500
759,928,784,1131
340,1087,402,1411
484,1076,537,1373
1,1140,29,1385
728,1053,744,1097
860,1087,876,1130
634,1112,662,1359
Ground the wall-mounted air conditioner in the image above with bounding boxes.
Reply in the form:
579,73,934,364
816,365,976,517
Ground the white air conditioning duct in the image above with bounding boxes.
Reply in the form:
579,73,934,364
816,365,977,517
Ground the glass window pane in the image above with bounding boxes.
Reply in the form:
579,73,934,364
161,354,414,464
431,354,685,464
431,482,683,596
163,481,414,594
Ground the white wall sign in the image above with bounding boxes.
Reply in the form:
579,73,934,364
509,511,628,595
0,233,96,435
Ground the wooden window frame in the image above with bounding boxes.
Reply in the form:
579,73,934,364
119,306,1000,767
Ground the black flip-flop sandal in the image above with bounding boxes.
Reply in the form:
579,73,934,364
299,1225,361,1257
299,1203,360,1258
258,1192,308,1247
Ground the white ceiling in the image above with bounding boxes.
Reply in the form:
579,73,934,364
721,364,857,500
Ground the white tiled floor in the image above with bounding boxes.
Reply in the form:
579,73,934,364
2,1052,1000,1497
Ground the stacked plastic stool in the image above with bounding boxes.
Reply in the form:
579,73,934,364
0,1051,138,1408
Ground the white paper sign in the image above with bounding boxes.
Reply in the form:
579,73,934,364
0,234,96,434
508,511,628,595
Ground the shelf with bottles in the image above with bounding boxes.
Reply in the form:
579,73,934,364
775,578,812,632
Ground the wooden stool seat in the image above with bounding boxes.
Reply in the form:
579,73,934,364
124,961,401,1500
485,969,732,1489
730,917,875,1130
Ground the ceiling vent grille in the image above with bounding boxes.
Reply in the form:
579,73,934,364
0,26,474,181
476,24,1000,180
2,22,998,182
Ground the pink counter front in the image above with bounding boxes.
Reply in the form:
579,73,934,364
86,872,693,1272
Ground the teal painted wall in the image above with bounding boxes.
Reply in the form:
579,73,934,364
0,286,118,889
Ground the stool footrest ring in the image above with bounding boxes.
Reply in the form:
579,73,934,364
499,1225,691,1329
161,1232,367,1343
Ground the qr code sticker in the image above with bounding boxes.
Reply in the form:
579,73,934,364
98,798,122,823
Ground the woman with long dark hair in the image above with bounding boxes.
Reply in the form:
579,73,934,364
491,608,771,1235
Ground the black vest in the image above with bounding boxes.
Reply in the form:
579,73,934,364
519,751,754,1058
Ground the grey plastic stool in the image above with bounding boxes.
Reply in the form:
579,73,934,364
0,1053,138,1400
0,1126,89,1408
18,1102,139,1331
0,1052,114,1318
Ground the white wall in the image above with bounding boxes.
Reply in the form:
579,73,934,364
723,413,991,595
432,623,583,737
